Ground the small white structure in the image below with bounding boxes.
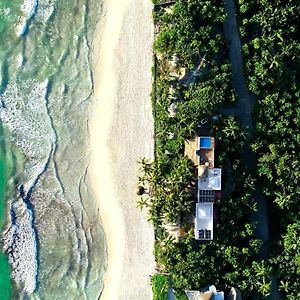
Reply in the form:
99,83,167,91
228,287,242,300
167,132,176,139
170,54,179,67
169,86,176,96
195,203,213,240
185,285,224,300
168,102,177,117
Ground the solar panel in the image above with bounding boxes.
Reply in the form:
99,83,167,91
198,190,215,202
205,230,211,239
198,230,204,239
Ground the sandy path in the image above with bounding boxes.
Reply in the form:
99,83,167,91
89,1,155,299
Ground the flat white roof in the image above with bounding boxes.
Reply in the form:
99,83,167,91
195,202,213,240
197,204,212,219
198,168,221,190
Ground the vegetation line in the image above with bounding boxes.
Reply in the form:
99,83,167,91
138,1,299,299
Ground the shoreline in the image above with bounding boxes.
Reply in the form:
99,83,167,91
89,1,155,299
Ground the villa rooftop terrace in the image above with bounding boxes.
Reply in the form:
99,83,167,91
184,136,215,169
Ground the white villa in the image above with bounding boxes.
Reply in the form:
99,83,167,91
185,136,222,241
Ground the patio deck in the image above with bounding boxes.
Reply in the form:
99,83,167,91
184,137,199,166
184,137,215,169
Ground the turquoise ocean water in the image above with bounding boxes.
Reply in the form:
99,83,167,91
0,125,11,300
0,1,106,299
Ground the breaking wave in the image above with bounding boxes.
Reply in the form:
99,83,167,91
0,0,106,298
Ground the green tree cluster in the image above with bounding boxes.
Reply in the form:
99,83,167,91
153,0,227,65
151,274,169,300
136,0,288,298
138,156,195,224
237,0,300,297
141,115,267,299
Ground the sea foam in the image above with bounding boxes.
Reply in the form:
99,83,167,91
0,79,55,193
16,0,38,36
0,78,54,294
36,0,56,23
0,0,106,297
3,197,38,294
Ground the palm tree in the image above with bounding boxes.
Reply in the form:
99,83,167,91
274,191,292,209
162,235,176,256
138,157,154,182
136,197,149,210
252,261,272,296
222,116,244,139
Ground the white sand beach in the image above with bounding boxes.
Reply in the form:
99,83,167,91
89,0,155,299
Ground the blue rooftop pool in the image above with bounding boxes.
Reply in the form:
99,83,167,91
199,137,211,149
